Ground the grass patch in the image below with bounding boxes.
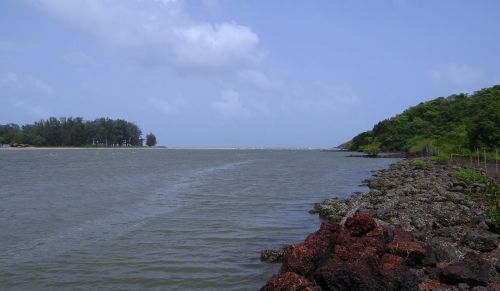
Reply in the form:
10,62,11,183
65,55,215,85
410,159,427,169
454,169,489,184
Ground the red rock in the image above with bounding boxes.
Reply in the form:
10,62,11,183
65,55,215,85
345,212,377,236
382,254,404,271
260,272,315,291
387,240,426,266
315,255,419,291
349,236,386,256
393,227,415,241
281,221,337,276
262,212,473,291
315,256,383,290
333,245,349,260
365,225,389,240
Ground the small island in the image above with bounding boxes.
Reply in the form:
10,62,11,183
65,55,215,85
0,117,157,148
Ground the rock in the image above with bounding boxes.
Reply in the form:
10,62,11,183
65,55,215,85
485,218,500,234
265,159,499,290
261,249,284,263
314,256,419,291
344,212,377,236
462,229,499,252
387,240,426,267
261,272,315,291
264,213,424,291
382,254,404,271
281,221,337,276
439,253,490,286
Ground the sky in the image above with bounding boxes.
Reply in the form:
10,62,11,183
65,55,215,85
1,0,499,148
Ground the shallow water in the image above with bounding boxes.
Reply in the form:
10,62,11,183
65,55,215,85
0,149,399,290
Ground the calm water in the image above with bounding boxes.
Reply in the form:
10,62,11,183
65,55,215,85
0,149,399,290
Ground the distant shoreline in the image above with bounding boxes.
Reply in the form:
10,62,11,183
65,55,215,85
0,146,333,151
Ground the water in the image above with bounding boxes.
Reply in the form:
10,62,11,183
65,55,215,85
0,149,399,290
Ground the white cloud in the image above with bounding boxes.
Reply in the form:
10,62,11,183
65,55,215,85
237,69,279,89
29,0,262,72
213,89,248,117
173,22,261,69
429,64,482,86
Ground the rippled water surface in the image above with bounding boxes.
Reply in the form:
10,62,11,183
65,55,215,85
0,149,399,290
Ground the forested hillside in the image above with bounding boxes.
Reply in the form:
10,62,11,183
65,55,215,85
346,85,500,154
0,117,146,147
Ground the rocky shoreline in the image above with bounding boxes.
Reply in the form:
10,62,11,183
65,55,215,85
261,159,499,290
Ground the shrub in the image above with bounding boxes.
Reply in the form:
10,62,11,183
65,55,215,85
454,169,489,184
431,155,448,164
455,169,500,226
410,159,426,169
360,142,381,157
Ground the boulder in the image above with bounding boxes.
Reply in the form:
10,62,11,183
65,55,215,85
439,253,490,286
462,229,499,252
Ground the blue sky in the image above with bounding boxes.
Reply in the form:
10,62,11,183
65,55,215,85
1,0,499,147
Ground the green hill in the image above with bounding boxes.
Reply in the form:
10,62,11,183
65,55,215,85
345,85,500,155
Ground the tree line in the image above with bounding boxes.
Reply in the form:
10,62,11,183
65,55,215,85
0,117,157,147
344,85,500,155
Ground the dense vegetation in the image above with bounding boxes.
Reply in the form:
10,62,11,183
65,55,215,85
346,85,500,155
0,117,149,147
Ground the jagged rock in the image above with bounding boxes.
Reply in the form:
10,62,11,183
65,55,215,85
462,229,499,252
281,221,337,276
264,213,424,291
344,212,377,236
439,253,490,286
387,240,426,267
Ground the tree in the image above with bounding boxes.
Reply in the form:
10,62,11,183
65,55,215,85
360,142,381,157
0,117,145,147
146,133,157,147
344,85,500,155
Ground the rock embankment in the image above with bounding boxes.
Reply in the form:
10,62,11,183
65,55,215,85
262,160,499,290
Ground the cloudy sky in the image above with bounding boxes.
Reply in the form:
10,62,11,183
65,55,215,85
1,0,499,147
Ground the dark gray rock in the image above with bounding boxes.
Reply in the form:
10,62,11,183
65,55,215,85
440,253,489,286
260,249,284,263
462,229,499,252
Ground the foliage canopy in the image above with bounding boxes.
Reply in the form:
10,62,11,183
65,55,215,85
0,117,149,147
346,85,500,154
